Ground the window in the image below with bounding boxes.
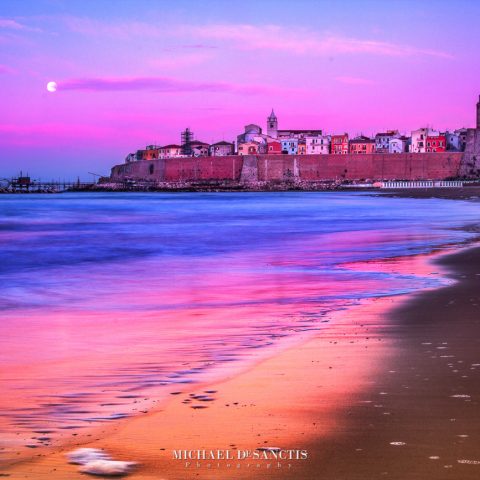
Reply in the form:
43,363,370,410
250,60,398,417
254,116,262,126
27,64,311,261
149,164,154,174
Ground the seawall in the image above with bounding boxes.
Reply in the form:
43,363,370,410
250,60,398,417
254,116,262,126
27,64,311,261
110,152,464,185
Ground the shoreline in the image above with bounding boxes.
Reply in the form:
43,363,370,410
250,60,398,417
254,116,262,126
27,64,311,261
3,186,480,200
297,243,480,479
3,240,480,479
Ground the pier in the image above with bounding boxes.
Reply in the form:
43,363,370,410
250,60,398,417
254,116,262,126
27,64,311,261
1,176,95,193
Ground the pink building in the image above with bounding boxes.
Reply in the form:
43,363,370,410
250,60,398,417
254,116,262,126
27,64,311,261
159,144,182,158
238,141,263,155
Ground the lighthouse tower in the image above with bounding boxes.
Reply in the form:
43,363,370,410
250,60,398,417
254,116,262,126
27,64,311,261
267,109,278,139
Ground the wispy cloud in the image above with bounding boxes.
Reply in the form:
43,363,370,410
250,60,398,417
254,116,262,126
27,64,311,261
181,44,218,50
0,122,117,147
192,24,453,59
0,64,17,75
62,16,158,39
0,18,42,33
55,75,287,95
59,16,452,60
336,76,376,86
149,52,215,70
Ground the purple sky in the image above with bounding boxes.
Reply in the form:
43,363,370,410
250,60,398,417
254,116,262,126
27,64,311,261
1,0,479,179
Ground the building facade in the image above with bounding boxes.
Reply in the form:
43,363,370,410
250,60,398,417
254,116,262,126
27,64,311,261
237,124,264,144
267,139,282,154
445,132,461,151
297,140,306,155
142,146,160,160
159,144,182,158
189,141,209,157
454,128,468,151
426,134,446,153
349,136,376,154
238,141,265,155
410,128,439,153
389,137,408,153
375,130,400,153
306,135,330,154
209,141,234,156
331,134,349,154
277,129,323,140
280,138,298,155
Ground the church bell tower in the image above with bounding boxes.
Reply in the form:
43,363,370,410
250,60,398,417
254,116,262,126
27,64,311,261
267,109,278,139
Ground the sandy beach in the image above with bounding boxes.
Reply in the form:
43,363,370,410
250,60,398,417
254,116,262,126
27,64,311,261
2,237,480,480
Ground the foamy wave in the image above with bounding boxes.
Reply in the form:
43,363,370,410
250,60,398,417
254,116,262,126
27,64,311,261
79,459,137,476
67,448,110,464
67,448,137,476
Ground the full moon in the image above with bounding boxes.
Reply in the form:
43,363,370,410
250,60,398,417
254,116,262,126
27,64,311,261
46,81,57,93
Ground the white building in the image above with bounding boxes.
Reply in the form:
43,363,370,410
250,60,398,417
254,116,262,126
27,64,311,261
375,130,400,153
389,137,408,154
444,132,461,151
306,135,331,154
410,128,439,153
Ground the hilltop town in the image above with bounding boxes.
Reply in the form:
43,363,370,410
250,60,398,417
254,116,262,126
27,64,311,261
107,97,480,191
124,109,469,164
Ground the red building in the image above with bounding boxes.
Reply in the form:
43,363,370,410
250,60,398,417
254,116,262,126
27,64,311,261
331,134,349,154
267,139,282,154
142,145,162,160
349,136,376,154
426,135,446,152
142,149,159,160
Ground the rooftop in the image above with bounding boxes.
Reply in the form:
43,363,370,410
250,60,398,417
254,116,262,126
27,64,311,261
350,136,375,143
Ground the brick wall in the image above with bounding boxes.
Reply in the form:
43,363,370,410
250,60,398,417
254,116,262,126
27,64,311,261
110,152,464,184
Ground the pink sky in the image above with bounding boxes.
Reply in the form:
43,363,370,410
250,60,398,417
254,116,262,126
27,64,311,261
0,0,479,178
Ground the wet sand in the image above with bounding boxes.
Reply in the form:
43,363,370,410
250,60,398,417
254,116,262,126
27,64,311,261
3,243,480,479
299,244,480,479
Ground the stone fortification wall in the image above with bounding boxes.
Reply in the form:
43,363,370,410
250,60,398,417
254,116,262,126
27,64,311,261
461,128,480,177
110,152,464,185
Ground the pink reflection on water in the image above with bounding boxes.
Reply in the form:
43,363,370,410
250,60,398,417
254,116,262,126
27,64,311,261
0,228,444,459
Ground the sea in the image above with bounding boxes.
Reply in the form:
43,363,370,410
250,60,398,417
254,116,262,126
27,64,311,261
0,191,479,459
